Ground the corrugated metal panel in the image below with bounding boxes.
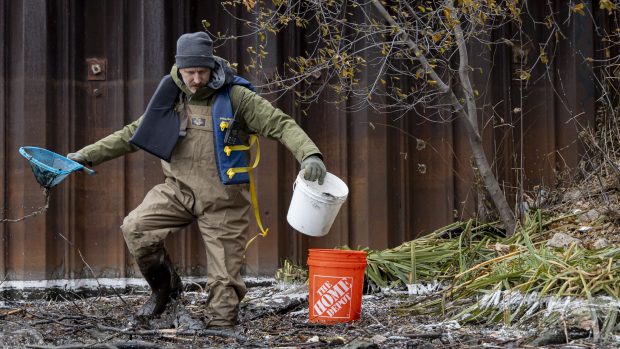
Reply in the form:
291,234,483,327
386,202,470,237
0,0,599,280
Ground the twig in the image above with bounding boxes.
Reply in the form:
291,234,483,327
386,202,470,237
77,249,130,309
26,340,167,349
271,342,327,348
0,308,24,317
57,291,85,316
97,324,248,342
0,188,50,223
31,315,90,328
401,332,443,339
0,273,8,288
366,312,385,329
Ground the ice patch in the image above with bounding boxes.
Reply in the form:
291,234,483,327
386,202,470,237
421,320,461,331
406,281,443,295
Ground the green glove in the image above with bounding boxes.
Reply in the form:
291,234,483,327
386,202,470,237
301,155,326,185
67,152,90,166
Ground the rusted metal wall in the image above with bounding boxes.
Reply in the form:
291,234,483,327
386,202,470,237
0,0,597,280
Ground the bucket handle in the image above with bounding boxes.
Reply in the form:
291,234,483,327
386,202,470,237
293,168,306,191
81,166,97,176
293,169,306,191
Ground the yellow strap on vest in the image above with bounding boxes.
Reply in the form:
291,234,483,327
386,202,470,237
244,170,269,251
225,135,260,179
224,135,257,157
221,134,269,250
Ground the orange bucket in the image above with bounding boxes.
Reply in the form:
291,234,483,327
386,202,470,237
307,249,367,323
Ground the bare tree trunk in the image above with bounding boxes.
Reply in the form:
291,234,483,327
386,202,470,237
371,0,517,235
446,1,516,235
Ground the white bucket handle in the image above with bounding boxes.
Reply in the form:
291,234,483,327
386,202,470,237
293,168,305,191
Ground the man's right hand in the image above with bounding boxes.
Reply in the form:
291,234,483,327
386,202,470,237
301,155,327,185
67,152,89,166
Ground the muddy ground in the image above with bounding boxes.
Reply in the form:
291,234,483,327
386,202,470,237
0,279,617,349
3,178,618,348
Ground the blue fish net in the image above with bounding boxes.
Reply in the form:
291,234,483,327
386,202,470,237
19,147,88,189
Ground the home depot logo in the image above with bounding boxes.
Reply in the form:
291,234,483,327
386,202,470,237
312,275,353,318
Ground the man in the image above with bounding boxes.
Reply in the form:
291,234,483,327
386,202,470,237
68,32,326,328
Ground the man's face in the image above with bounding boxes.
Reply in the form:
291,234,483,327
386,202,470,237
179,67,211,93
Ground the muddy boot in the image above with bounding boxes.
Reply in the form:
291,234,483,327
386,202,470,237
135,249,183,320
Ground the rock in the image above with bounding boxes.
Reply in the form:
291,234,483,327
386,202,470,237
577,319,596,332
371,334,387,344
563,304,596,329
325,335,346,345
406,339,435,348
440,332,456,345
546,233,582,248
306,335,320,343
490,243,511,254
0,321,44,347
341,338,379,349
84,328,108,340
592,238,610,250
175,311,205,331
142,299,206,331
578,209,600,222
529,327,590,346
563,190,582,202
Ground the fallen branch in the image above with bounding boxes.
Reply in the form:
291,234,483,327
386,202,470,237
97,325,248,342
26,340,167,349
0,308,24,317
31,314,90,327
401,332,443,339
247,297,305,321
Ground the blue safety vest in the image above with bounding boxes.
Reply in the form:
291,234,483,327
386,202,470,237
212,76,255,185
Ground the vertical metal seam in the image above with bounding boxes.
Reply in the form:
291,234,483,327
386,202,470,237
44,0,53,279
1,0,8,279
64,0,74,280
120,0,130,278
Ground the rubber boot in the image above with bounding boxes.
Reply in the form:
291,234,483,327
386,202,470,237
135,249,183,319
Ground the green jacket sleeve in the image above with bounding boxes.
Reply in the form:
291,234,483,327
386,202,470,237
78,116,143,166
230,85,322,163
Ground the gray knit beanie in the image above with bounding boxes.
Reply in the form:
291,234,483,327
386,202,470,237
175,32,215,69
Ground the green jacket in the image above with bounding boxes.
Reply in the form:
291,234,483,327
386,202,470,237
79,63,321,167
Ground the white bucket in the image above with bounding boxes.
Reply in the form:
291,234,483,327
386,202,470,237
287,171,349,237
